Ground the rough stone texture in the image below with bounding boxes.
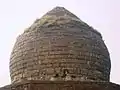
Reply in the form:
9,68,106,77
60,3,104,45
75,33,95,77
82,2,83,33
1,81,120,90
0,85,10,90
9,7,111,84
10,80,120,90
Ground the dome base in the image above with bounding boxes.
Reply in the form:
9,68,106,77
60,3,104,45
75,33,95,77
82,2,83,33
10,80,120,90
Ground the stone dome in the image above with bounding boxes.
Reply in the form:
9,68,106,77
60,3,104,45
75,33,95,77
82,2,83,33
9,7,111,84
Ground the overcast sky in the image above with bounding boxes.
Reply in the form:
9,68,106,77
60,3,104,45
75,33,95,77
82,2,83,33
0,0,120,87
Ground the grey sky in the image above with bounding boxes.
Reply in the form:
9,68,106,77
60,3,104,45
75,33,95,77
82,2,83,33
0,0,120,86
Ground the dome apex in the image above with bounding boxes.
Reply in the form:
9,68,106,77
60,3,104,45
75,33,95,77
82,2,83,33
52,6,66,10
45,6,80,19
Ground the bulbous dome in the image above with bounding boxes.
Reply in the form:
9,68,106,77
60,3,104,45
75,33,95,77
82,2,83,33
9,7,111,84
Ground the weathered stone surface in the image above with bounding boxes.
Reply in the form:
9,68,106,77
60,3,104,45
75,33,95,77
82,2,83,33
10,6,111,84
0,85,10,90
1,81,120,90
10,81,120,90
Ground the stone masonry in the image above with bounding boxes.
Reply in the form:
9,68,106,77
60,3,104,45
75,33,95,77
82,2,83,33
9,7,111,84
